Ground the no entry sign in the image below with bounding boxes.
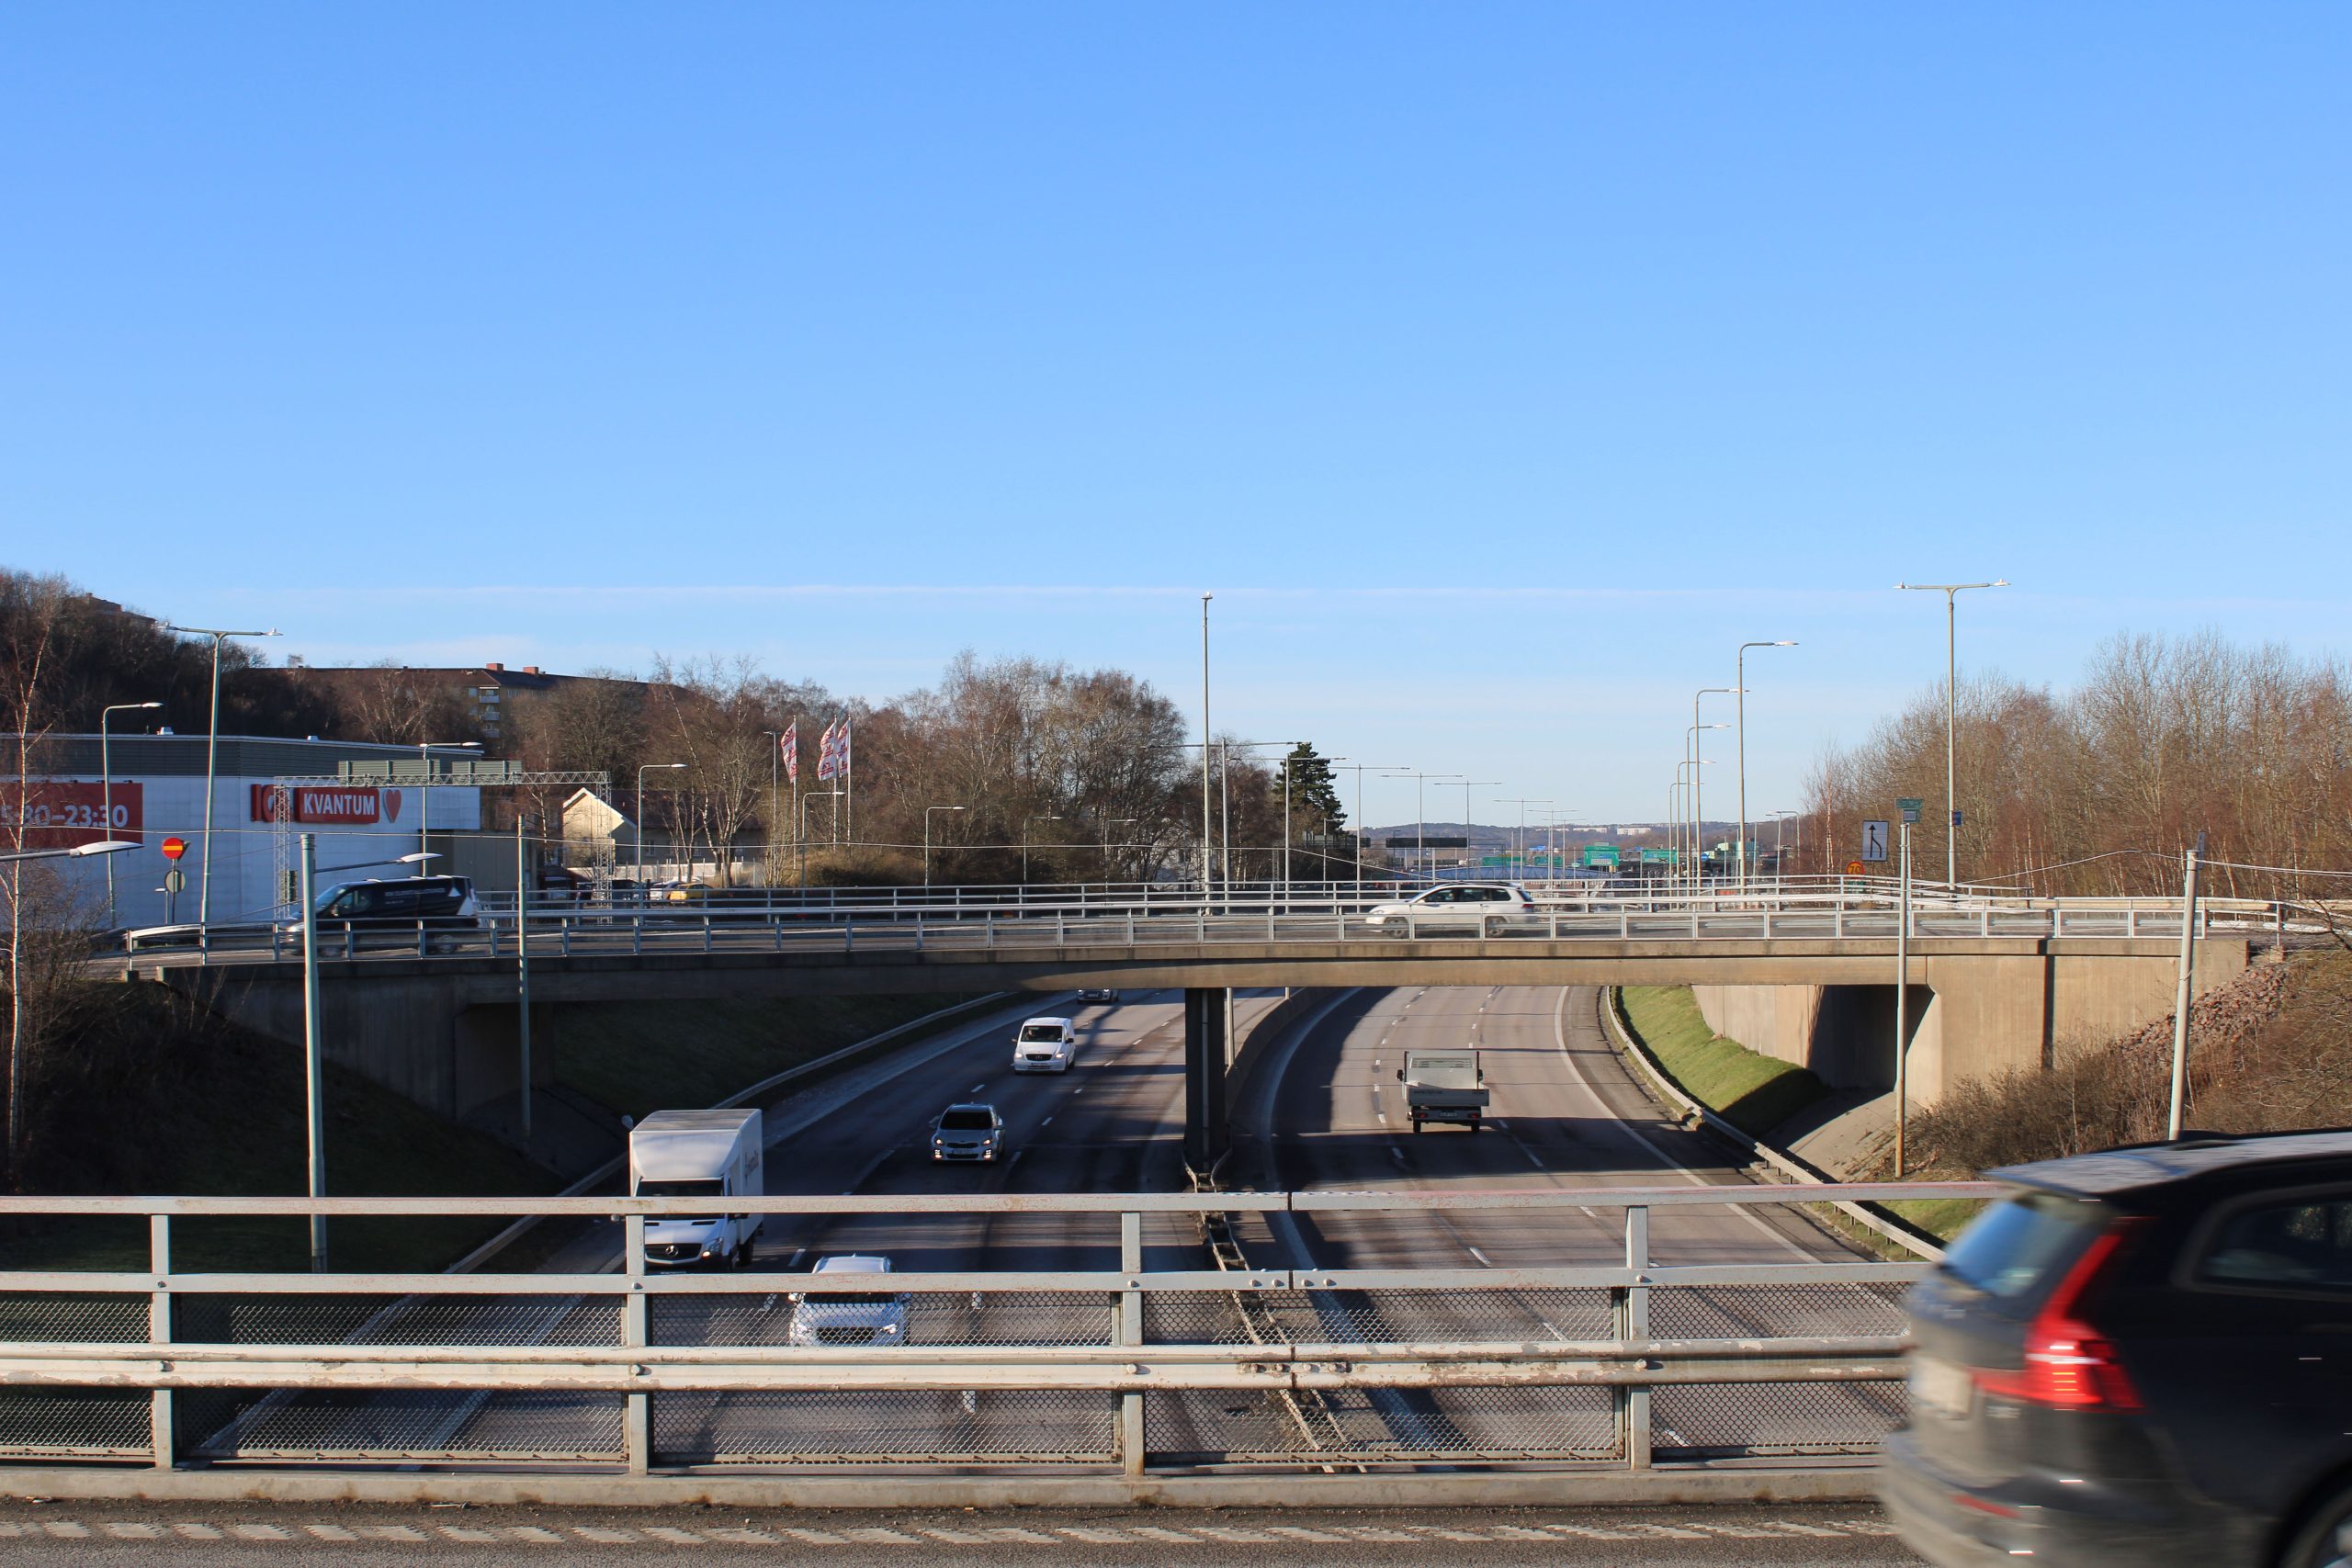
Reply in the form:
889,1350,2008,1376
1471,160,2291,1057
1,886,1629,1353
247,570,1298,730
160,836,187,862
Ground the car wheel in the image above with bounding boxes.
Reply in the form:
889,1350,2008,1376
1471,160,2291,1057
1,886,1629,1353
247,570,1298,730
2281,1482,2352,1568
1483,916,1505,938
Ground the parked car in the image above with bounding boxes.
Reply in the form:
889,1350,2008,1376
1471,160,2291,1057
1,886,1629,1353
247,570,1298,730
1011,1017,1078,1073
282,875,481,951
786,1256,910,1346
931,1103,1005,1163
1076,987,1118,1004
1883,1129,2352,1567
1365,883,1540,936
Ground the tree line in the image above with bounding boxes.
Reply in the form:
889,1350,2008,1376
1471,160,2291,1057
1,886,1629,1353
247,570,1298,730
1798,631,2352,899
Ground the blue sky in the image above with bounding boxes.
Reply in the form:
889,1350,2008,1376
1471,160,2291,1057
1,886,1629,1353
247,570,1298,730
5,4,2346,827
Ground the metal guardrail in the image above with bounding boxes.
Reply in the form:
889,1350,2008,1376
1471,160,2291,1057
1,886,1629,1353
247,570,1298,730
0,1185,2001,1477
113,882,2289,966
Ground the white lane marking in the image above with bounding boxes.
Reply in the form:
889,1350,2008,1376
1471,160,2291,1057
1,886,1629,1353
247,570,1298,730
643,1526,706,1543
170,1525,224,1540
1376,1111,1388,1124
1552,987,1810,1260
1128,1526,1205,1543
1040,1116,1053,1127
101,1525,163,1540
1388,1145,1407,1163
707,1528,781,1544
301,1524,358,1541
507,1526,565,1543
1265,1525,1350,1541
1764,1521,1852,1536
1619,1522,1711,1539
571,1527,640,1543
970,1083,986,1093
1467,1246,1494,1267
785,1248,807,1269
1054,1528,1135,1544
229,1524,291,1541
1542,1524,1638,1540
777,1527,850,1543
437,1526,502,1542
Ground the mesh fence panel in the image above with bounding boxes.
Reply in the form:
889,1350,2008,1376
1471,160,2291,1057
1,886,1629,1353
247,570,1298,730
1149,1385,1618,1464
0,1292,149,1344
180,1389,624,1461
1651,1380,1905,1458
1185,1287,1616,1347
1650,1282,1908,1340
175,1293,621,1348
651,1291,1113,1348
0,1389,151,1458
653,1391,1116,1465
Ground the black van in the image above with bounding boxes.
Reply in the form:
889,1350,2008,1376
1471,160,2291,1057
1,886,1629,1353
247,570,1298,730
296,875,482,952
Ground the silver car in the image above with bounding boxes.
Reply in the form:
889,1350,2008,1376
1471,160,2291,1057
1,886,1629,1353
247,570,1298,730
932,1102,1005,1162
1366,883,1542,937
786,1256,910,1347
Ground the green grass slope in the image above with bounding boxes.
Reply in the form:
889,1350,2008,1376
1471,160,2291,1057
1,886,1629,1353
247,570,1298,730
1614,985,1831,1138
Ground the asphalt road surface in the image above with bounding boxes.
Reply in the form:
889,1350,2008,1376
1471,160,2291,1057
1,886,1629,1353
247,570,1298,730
0,1501,1922,1565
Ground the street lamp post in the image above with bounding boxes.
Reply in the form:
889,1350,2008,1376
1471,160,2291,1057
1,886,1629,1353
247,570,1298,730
1199,594,1214,892
635,763,686,888
1684,723,1728,887
1456,781,1500,878
414,741,481,874
1502,798,1552,881
99,701,162,928
1329,761,1408,897
1735,641,1797,889
924,806,967,889
1099,818,1138,883
162,624,280,926
1382,772,1462,884
1897,580,2009,886
1023,816,1061,884
1690,692,1738,889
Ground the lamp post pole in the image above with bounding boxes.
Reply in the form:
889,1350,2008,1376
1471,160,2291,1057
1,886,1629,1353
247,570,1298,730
163,625,279,926
299,831,327,1271
1199,594,1215,893
1897,580,2008,886
415,741,481,874
1329,761,1407,897
1736,641,1796,889
1502,798,1551,882
1383,772,1461,884
1684,725,1727,888
99,701,162,928
924,806,967,890
1690,692,1737,889
636,763,685,887
1456,781,1500,878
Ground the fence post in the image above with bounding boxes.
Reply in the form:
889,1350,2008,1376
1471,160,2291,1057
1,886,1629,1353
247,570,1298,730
624,1214,650,1475
915,913,924,953
632,915,642,956
1623,1204,1652,1471
1126,910,1136,946
149,1214,174,1470
1119,1210,1146,1477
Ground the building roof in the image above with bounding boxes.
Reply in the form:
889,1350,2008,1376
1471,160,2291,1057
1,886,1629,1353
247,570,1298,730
8,733,483,780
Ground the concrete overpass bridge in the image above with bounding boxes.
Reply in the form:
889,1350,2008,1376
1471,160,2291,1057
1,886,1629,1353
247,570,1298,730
120,886,2267,1177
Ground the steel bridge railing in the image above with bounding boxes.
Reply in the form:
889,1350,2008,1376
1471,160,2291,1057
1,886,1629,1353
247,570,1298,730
111,883,2292,967
0,1184,2001,1477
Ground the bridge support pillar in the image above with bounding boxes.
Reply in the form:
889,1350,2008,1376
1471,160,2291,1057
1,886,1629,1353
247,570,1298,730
1182,987,1230,1184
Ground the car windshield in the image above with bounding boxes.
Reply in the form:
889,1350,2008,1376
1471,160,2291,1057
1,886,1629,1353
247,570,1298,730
938,1110,994,1131
1939,1191,2104,1300
1019,1025,1064,1043
636,1178,723,1198
808,1292,898,1306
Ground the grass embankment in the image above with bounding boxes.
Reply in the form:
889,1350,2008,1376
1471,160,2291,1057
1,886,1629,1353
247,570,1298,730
13,982,981,1275
13,983,557,1274
1614,986,1831,1137
550,993,981,1122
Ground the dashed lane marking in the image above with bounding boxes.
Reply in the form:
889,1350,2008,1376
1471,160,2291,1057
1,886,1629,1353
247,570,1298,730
0,1516,1872,1547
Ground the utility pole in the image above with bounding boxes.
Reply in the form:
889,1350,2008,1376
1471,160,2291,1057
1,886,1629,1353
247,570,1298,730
1200,595,1214,894
163,624,278,926
515,815,533,1148
1897,580,2008,886
300,833,328,1271
1893,817,1913,1177
1736,642,1795,888
2167,834,2205,1139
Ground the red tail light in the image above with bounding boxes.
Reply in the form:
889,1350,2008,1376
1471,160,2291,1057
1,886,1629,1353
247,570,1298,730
1974,1225,2142,1410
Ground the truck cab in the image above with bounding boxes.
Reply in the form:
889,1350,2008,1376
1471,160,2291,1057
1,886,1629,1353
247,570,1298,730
629,1109,765,1268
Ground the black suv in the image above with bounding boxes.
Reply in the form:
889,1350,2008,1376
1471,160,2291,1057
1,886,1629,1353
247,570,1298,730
1883,1129,2352,1566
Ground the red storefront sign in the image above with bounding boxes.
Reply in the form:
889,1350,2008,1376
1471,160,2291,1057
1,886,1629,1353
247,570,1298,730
250,784,401,825
1,781,144,848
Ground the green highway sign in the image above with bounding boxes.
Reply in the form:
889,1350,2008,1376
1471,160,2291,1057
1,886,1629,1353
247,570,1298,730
1897,796,1924,824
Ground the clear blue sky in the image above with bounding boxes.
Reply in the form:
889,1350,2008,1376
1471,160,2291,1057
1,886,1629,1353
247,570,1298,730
6,4,2346,827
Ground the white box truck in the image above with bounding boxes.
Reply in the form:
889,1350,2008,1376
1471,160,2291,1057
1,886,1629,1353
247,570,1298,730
1396,1049,1488,1132
629,1109,764,1268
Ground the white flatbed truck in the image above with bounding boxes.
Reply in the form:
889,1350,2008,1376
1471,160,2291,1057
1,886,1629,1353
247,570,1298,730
1396,1048,1488,1132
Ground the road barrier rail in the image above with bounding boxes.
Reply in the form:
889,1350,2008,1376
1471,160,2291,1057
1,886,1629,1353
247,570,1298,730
2,1184,2001,1479
111,882,2291,967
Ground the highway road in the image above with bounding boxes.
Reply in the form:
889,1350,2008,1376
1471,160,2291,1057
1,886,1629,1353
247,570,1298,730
173,982,1892,1473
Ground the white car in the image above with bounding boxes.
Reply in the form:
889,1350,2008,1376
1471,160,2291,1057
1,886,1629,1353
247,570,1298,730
786,1256,910,1347
1366,883,1542,936
1012,1016,1077,1073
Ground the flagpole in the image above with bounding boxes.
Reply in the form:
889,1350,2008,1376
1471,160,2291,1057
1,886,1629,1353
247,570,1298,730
843,717,854,852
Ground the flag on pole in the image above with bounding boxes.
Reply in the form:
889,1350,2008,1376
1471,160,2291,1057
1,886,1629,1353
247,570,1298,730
780,722,797,784
835,721,852,780
816,720,840,781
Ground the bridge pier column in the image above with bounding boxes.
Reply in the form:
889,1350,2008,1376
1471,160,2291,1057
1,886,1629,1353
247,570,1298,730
1182,987,1230,1184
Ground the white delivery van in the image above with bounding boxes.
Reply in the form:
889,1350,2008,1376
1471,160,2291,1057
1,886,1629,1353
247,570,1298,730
1012,1016,1077,1073
628,1108,764,1268
1396,1049,1489,1132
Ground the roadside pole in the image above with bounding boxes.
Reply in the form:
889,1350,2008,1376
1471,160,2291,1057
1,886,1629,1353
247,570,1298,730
516,816,533,1147
299,833,327,1272
1893,809,1914,1177
2166,835,2204,1139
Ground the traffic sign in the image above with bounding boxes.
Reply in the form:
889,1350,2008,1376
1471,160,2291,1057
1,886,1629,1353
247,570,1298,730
1896,797,1924,825
1845,859,1866,876
1860,821,1891,863
160,836,187,862
162,869,186,894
